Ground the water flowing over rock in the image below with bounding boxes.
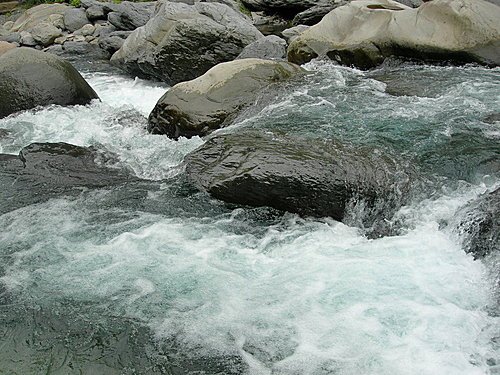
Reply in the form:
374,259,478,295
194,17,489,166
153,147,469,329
0,48,98,119
454,187,499,259
184,131,413,228
148,58,303,138
111,0,263,84
288,0,500,68
0,142,138,214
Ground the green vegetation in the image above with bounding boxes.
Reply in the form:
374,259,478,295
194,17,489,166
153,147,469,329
237,0,251,17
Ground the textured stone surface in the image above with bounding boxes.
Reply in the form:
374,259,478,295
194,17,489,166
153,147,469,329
148,58,303,138
288,0,500,68
111,0,262,84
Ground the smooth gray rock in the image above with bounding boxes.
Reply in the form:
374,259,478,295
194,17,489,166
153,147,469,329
98,30,130,53
184,131,412,228
148,58,303,138
106,2,155,31
288,0,500,68
11,4,68,32
30,22,62,46
236,35,286,60
250,11,289,36
0,31,20,43
64,8,90,32
0,48,98,118
293,2,347,26
111,0,263,84
86,4,107,20
45,40,110,60
281,24,309,43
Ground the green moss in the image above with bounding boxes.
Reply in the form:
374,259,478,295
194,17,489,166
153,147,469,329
237,0,251,17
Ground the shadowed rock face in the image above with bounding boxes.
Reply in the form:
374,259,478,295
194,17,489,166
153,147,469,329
111,0,262,85
184,132,413,229
0,48,98,119
455,188,499,259
0,142,137,214
148,59,304,139
288,0,500,69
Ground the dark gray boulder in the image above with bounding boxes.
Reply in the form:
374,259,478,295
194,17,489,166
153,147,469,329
148,58,303,139
111,0,263,84
98,30,131,54
106,2,155,31
45,40,111,60
184,132,412,226
454,188,499,258
236,35,286,60
0,142,138,214
63,8,90,32
0,48,98,119
86,4,107,21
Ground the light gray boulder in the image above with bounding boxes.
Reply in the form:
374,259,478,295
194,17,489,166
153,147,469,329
288,0,500,68
281,25,309,43
11,4,68,33
63,8,90,32
147,58,303,138
111,0,263,84
236,35,286,60
105,2,155,31
30,22,62,46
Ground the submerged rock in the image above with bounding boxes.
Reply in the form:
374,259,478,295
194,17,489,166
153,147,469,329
0,142,137,214
288,0,500,68
184,132,412,227
0,48,98,119
148,58,303,139
455,188,499,258
111,0,262,84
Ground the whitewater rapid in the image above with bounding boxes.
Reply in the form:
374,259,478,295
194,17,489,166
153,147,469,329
0,61,498,375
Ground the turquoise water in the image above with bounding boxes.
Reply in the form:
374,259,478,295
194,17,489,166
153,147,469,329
0,60,499,374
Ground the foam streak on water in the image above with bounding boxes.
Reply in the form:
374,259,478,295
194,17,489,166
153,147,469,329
0,62,499,374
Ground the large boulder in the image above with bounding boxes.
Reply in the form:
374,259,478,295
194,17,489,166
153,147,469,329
148,58,303,139
184,131,412,227
288,0,500,68
63,7,90,32
454,188,499,259
0,48,98,119
0,142,139,214
29,21,62,46
111,0,263,84
11,3,68,32
105,1,155,31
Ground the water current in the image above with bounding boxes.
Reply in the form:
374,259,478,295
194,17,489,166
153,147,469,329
0,59,499,374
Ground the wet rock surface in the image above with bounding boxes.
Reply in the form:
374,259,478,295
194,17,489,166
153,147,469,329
0,48,98,119
184,131,413,227
0,142,138,214
148,58,303,139
455,188,499,259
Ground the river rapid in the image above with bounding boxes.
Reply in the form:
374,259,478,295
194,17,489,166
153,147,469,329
0,59,499,375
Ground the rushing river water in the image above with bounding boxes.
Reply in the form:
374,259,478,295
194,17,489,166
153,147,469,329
0,59,499,375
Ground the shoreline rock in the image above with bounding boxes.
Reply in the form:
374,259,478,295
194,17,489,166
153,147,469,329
288,0,500,68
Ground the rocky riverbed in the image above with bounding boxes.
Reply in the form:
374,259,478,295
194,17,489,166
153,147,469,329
0,0,499,374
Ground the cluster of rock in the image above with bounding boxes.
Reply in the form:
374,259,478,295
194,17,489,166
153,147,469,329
0,0,154,59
